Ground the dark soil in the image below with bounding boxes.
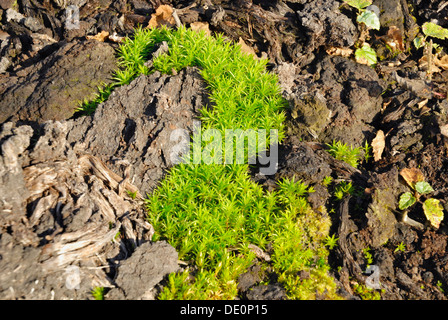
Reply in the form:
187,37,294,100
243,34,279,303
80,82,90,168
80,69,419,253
2,0,448,300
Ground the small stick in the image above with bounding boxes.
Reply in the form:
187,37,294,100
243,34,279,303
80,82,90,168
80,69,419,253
172,9,182,28
427,38,433,82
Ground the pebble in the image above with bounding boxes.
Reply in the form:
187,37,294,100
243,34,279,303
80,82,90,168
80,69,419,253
24,17,44,32
0,30,10,42
0,56,11,73
5,8,44,33
5,8,25,23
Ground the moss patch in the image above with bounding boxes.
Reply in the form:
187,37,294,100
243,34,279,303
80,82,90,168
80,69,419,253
83,26,341,300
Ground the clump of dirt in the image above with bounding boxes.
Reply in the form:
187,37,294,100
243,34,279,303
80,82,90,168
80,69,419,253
0,67,207,299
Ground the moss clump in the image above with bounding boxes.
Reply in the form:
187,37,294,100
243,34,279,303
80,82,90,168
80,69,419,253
148,168,338,299
85,26,340,300
326,140,362,168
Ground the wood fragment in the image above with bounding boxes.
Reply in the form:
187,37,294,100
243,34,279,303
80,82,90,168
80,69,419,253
79,154,142,200
86,31,110,42
172,9,182,27
248,244,271,262
40,223,121,271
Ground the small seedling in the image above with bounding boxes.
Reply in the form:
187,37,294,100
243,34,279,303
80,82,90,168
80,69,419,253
324,234,339,250
326,140,362,168
414,22,448,81
355,43,377,66
334,181,355,200
322,175,333,187
343,0,380,66
362,247,373,265
91,287,105,300
398,171,444,229
362,141,372,163
126,190,138,200
343,0,380,31
394,242,406,253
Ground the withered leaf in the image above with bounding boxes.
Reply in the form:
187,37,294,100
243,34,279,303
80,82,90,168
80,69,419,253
400,167,425,189
419,55,442,73
86,30,109,42
238,37,257,58
147,5,176,29
435,55,448,70
440,123,448,138
190,21,211,36
423,198,444,229
325,46,353,58
371,130,385,162
387,26,405,52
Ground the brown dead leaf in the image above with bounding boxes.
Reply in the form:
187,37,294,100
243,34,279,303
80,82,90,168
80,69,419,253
147,5,176,29
86,30,109,42
190,21,211,36
400,168,425,189
223,20,240,28
326,46,353,58
418,99,429,109
238,37,257,58
108,32,124,43
439,123,448,138
419,55,442,73
371,130,385,162
386,26,405,52
436,55,448,70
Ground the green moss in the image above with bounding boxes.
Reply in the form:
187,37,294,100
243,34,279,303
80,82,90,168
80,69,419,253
142,27,338,300
91,287,105,300
149,169,337,299
326,140,362,168
352,281,382,300
79,26,340,300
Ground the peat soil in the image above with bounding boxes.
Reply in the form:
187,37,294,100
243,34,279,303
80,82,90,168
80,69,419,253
1,0,448,300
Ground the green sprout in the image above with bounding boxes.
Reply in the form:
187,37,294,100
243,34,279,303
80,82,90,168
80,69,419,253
326,140,362,168
362,140,372,163
324,234,339,250
91,287,105,300
398,180,444,229
334,181,355,200
322,175,333,187
394,242,406,253
437,280,445,293
126,190,138,200
362,247,373,265
414,22,448,81
343,0,380,67
352,281,382,300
